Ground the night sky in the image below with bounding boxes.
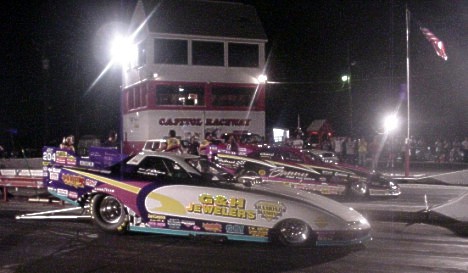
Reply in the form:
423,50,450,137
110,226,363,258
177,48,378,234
0,0,466,152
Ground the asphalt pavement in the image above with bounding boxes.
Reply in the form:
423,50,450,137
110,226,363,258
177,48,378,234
361,161,468,235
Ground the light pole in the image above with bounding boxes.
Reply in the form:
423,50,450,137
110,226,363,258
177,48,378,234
110,35,135,153
341,73,352,135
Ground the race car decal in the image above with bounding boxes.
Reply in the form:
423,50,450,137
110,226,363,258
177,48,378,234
264,160,320,174
225,224,245,234
186,193,256,220
247,226,269,237
299,163,354,176
202,222,223,232
62,174,85,188
217,153,275,168
254,201,286,221
268,168,311,181
66,168,187,215
145,191,187,215
130,217,271,241
65,168,141,194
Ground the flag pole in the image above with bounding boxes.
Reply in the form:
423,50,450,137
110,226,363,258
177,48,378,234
405,6,411,177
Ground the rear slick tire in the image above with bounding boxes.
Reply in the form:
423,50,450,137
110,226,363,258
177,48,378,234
91,194,128,233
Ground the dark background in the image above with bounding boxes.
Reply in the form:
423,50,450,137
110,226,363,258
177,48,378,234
0,0,466,153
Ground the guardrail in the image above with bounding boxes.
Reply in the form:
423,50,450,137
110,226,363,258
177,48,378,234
0,169,44,202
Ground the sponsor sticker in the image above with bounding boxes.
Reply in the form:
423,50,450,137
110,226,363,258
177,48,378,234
186,193,256,220
80,160,94,167
226,224,245,234
68,191,78,199
57,188,68,196
62,174,85,188
247,226,269,237
50,173,59,181
181,220,196,228
202,222,222,233
255,201,286,222
167,218,181,229
148,222,166,228
84,178,98,187
148,214,166,221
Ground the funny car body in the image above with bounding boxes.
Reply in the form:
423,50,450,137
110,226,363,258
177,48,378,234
42,146,371,247
209,145,401,198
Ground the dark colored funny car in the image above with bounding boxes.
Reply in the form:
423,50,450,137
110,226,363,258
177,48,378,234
42,146,371,247
209,145,401,198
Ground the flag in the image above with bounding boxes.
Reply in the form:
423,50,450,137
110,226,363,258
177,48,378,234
420,27,448,60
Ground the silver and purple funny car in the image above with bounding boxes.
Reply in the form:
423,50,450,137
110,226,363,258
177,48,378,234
43,146,371,247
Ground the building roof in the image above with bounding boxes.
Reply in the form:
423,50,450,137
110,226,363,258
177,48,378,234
140,0,267,41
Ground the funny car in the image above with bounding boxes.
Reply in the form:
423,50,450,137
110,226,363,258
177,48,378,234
42,146,371,247
209,145,401,198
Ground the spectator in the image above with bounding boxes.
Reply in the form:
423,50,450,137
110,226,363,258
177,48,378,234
198,132,213,172
435,138,443,162
333,137,345,161
358,137,368,166
226,134,239,152
462,137,468,163
345,137,356,164
198,132,213,156
443,139,451,162
103,130,119,148
60,135,75,152
321,138,331,151
187,134,200,155
292,134,304,149
165,130,182,153
368,136,379,170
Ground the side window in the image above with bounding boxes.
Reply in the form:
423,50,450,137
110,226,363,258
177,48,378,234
273,152,284,161
164,160,191,179
283,152,302,163
137,157,169,177
136,157,191,182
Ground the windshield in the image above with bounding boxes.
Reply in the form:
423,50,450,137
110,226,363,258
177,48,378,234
186,158,229,176
302,150,324,163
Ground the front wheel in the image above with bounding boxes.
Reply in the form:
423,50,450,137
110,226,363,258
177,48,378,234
90,194,128,233
272,219,314,247
348,181,369,199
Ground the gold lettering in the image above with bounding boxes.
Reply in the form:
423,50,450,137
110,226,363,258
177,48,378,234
203,205,214,214
186,203,194,212
199,193,214,205
229,198,245,209
213,206,223,215
214,195,228,206
229,208,238,217
247,211,257,220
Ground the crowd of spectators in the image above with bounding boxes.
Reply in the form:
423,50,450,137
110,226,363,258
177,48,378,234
302,134,468,167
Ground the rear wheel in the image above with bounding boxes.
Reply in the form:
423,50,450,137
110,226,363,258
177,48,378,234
273,219,313,246
90,194,128,233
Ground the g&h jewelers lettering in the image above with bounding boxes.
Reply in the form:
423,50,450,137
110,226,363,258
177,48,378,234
187,193,256,220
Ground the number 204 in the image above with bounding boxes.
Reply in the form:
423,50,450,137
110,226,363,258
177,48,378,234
42,151,56,162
